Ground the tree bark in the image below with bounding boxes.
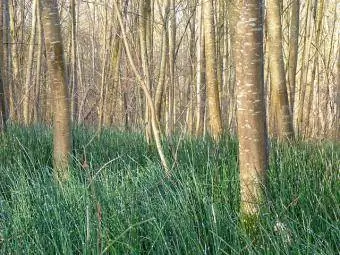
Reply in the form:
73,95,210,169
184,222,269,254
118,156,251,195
202,0,223,140
23,0,38,125
70,0,78,123
41,0,71,181
287,0,299,124
267,0,294,140
234,0,268,216
0,0,7,133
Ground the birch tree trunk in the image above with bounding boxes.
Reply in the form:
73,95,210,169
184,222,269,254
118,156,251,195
41,0,71,181
234,0,268,217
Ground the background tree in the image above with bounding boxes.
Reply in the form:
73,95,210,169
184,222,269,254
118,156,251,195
267,0,294,140
0,0,7,133
203,0,223,140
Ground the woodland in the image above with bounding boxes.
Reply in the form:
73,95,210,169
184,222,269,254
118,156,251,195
0,0,339,254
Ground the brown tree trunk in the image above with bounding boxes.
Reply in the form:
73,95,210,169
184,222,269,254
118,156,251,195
41,0,71,181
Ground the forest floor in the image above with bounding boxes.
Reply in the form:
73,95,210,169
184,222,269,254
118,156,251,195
0,126,339,254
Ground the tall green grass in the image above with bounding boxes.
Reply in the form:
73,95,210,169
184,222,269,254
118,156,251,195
0,126,339,254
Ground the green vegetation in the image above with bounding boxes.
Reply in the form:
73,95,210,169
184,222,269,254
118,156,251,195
0,126,339,254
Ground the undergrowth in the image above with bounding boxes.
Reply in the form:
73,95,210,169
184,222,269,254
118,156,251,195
0,125,338,254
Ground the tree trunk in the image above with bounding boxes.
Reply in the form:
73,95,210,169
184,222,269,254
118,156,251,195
267,0,294,140
234,0,268,217
154,0,169,126
70,0,78,123
0,0,7,133
140,0,153,142
202,0,223,140
23,0,38,125
166,0,176,136
287,0,299,125
195,0,206,137
41,0,71,181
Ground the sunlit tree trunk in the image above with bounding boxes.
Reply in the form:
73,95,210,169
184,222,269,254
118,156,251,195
166,0,176,136
33,0,42,123
23,0,38,125
305,0,324,137
70,0,78,123
296,0,312,137
336,49,340,139
267,0,294,140
0,0,7,133
154,0,169,126
41,0,71,181
8,1,19,121
195,0,206,137
234,0,268,217
203,0,223,140
287,0,299,126
140,0,153,142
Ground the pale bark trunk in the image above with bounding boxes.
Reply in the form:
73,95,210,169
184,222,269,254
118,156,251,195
70,0,78,123
195,1,204,136
267,0,294,140
154,1,169,126
167,0,176,136
23,0,38,125
297,0,312,137
33,0,42,123
0,0,7,132
8,1,18,121
287,0,299,123
235,0,268,216
41,0,71,181
203,0,222,140
140,0,153,142
305,0,324,136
